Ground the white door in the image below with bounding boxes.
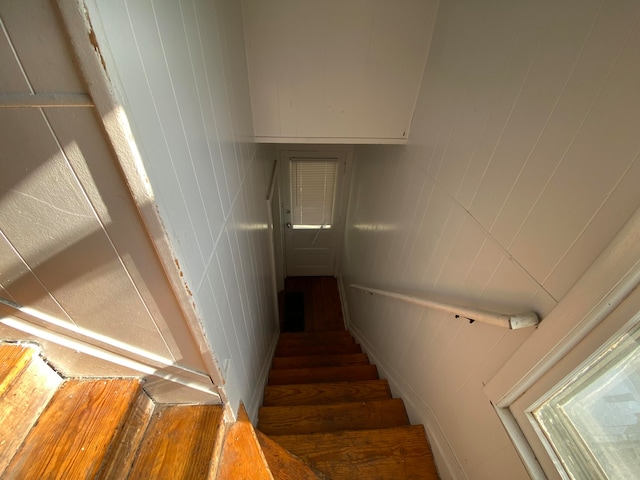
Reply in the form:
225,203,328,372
280,148,350,277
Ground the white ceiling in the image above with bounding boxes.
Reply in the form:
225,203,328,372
242,0,439,144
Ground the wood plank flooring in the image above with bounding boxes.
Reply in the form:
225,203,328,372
0,344,62,475
0,342,225,480
4,378,142,479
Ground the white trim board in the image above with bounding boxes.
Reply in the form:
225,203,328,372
255,136,407,145
246,329,280,424
0,311,220,404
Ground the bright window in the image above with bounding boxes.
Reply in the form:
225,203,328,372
290,160,337,229
530,322,640,479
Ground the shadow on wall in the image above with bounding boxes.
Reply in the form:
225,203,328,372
0,106,215,398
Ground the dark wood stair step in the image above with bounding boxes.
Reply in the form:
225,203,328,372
269,364,378,385
258,398,409,435
274,342,362,357
263,379,392,406
128,404,224,479
272,353,369,370
269,425,439,479
276,334,355,350
4,378,143,479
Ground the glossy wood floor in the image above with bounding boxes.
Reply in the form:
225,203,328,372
283,276,345,332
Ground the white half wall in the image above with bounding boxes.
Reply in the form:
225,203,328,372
341,0,640,478
88,0,278,419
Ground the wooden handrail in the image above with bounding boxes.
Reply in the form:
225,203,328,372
349,284,539,330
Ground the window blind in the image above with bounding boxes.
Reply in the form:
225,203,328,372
290,160,337,228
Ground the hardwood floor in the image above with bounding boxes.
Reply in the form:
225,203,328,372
284,277,345,331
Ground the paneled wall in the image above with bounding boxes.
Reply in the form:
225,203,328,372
342,1,640,478
90,0,278,417
0,0,213,395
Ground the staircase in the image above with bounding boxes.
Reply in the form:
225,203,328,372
1,278,439,478
257,330,439,479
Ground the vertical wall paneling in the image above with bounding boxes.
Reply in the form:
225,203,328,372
341,0,640,478
89,0,278,418
0,0,220,390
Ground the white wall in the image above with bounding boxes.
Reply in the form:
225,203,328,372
0,0,217,399
341,0,640,478
90,0,278,418
242,0,438,143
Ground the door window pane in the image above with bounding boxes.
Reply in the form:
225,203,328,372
290,160,337,229
531,322,640,479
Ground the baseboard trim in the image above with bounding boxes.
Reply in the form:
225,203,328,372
349,323,467,480
0,311,220,404
337,275,351,330
246,329,280,423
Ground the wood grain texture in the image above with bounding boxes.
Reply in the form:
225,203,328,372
128,404,223,480
0,343,34,395
217,404,273,480
256,430,323,480
274,343,362,357
270,426,439,480
263,380,392,406
4,379,140,480
258,398,409,435
268,364,378,385
0,343,62,475
97,389,154,480
272,353,369,370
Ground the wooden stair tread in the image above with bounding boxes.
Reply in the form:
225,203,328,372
272,353,369,369
269,364,378,385
263,380,392,406
274,343,362,357
98,390,154,480
4,378,141,479
217,404,272,480
270,425,439,480
277,335,354,346
0,343,35,395
279,331,350,340
256,429,323,479
128,404,224,479
0,344,62,476
258,398,409,435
